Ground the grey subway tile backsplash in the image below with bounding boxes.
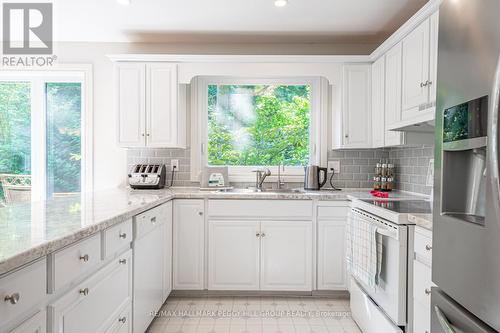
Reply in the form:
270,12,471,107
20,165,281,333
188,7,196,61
126,144,434,195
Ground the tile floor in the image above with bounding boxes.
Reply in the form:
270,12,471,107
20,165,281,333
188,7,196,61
147,296,361,333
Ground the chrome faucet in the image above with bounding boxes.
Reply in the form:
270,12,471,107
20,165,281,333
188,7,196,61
254,168,271,191
277,163,285,189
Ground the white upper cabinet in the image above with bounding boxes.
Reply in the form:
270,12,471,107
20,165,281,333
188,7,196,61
115,62,186,148
400,14,438,123
401,18,430,115
115,63,146,147
342,64,372,149
371,57,385,148
429,11,439,104
384,43,405,146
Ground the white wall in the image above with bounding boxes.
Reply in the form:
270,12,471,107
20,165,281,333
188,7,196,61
56,41,376,190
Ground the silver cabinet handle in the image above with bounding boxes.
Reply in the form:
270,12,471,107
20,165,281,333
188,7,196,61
118,316,127,323
261,232,266,237
79,254,89,262
426,80,433,86
256,232,261,237
344,134,349,138
79,288,89,296
198,212,203,216
119,232,127,239
151,217,157,224
425,244,432,251
434,305,457,333
4,293,20,304
420,82,426,87
489,54,500,219
141,133,145,137
119,259,127,264
425,288,431,295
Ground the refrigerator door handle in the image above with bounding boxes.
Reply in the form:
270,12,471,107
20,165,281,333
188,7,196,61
489,55,500,218
434,305,457,333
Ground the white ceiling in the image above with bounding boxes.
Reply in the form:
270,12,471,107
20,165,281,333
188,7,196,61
54,0,428,44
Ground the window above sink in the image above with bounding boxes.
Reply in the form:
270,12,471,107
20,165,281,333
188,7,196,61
191,76,328,183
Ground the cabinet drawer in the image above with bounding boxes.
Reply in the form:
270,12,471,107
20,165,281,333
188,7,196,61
104,303,131,333
51,234,102,292
413,259,432,306
134,204,168,238
208,200,313,218
0,259,46,328
317,205,349,219
414,228,432,264
49,250,132,333
104,219,132,259
9,309,46,333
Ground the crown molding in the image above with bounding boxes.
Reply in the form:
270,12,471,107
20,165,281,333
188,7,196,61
107,54,371,64
369,0,441,61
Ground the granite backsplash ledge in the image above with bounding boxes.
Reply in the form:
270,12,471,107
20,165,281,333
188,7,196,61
126,144,434,195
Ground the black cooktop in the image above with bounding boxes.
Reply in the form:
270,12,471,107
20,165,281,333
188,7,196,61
360,199,432,214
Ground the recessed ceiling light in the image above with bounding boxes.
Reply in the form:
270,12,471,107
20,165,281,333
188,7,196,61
274,0,288,7
116,0,131,5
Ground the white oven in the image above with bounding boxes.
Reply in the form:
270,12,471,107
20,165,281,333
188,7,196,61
348,201,415,333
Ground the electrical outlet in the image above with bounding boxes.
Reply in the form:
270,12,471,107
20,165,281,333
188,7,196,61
327,161,341,173
170,159,179,171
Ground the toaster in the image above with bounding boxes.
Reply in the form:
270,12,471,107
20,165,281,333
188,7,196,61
128,164,167,189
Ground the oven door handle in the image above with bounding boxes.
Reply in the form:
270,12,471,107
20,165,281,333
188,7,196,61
489,54,500,219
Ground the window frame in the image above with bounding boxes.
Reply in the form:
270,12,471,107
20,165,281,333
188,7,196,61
0,65,93,201
192,76,327,183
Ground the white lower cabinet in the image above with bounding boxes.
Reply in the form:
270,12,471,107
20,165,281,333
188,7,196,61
207,219,313,292
48,250,132,333
413,227,433,333
173,200,205,290
317,219,347,290
9,310,46,333
208,221,260,290
133,203,170,333
162,202,173,300
260,221,312,291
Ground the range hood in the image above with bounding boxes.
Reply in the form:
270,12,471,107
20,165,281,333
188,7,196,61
387,112,435,133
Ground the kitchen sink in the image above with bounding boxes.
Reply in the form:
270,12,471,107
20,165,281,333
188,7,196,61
214,188,303,194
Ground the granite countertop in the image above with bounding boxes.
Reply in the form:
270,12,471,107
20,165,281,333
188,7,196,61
408,213,433,231
0,187,427,276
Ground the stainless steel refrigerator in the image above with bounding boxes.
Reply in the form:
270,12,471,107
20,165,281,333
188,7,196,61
432,0,500,332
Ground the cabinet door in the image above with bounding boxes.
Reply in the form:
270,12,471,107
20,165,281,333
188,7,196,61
173,200,205,290
133,227,164,333
146,63,180,147
371,57,385,148
429,11,439,104
208,221,260,290
384,43,405,146
317,219,347,290
260,221,312,291
342,64,372,148
115,62,146,147
401,18,430,116
9,310,46,333
163,202,173,300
